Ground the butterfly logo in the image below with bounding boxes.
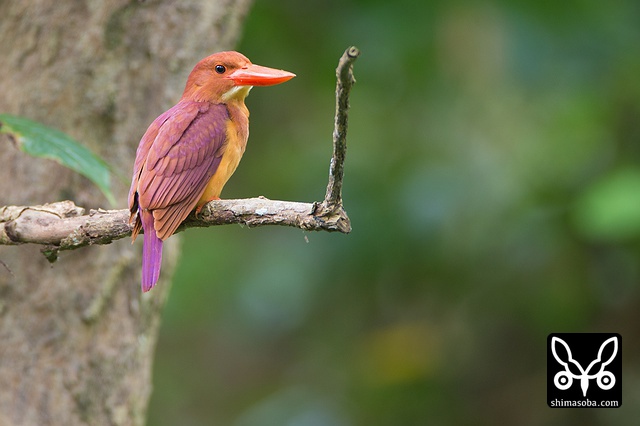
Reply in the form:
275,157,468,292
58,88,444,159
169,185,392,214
551,336,617,397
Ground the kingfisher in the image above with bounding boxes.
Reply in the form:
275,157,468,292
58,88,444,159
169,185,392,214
128,51,295,291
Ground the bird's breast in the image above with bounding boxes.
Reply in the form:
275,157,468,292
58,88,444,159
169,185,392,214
197,103,249,206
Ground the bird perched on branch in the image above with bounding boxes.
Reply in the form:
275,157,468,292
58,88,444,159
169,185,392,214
128,51,295,292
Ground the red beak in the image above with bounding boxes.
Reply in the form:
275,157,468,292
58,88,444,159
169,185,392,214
228,64,296,86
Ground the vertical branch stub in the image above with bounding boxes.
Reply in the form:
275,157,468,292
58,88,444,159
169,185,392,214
323,46,360,208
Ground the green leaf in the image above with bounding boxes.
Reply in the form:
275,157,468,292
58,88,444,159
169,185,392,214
0,114,116,206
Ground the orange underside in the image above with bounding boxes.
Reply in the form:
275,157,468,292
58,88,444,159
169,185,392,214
196,118,246,208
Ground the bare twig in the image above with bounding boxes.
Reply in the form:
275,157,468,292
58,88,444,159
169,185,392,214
324,46,359,208
0,47,358,255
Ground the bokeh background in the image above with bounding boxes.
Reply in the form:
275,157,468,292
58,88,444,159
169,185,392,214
148,1,640,425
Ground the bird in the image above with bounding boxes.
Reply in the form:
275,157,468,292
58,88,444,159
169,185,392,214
128,51,295,292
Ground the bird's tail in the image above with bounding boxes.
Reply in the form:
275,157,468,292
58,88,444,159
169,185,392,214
140,208,163,292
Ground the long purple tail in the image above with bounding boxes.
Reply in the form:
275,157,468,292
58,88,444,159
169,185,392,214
140,209,163,292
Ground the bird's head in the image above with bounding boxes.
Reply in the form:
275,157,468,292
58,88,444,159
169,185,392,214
181,51,295,103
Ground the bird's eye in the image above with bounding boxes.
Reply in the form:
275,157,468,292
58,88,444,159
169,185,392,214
215,65,226,74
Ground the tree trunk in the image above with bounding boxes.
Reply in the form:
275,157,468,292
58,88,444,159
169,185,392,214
0,1,250,425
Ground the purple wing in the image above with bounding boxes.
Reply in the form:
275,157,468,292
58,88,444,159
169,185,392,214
129,101,229,240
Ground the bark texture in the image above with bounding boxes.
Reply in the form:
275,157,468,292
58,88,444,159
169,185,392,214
0,1,251,425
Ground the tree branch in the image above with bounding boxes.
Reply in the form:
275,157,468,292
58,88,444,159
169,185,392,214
324,46,359,207
0,47,359,257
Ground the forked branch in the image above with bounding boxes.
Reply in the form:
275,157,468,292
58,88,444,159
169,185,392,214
0,47,359,258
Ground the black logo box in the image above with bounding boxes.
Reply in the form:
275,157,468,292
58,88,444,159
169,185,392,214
547,333,621,407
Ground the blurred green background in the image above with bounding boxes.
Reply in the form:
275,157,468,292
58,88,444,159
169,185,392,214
148,1,640,425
